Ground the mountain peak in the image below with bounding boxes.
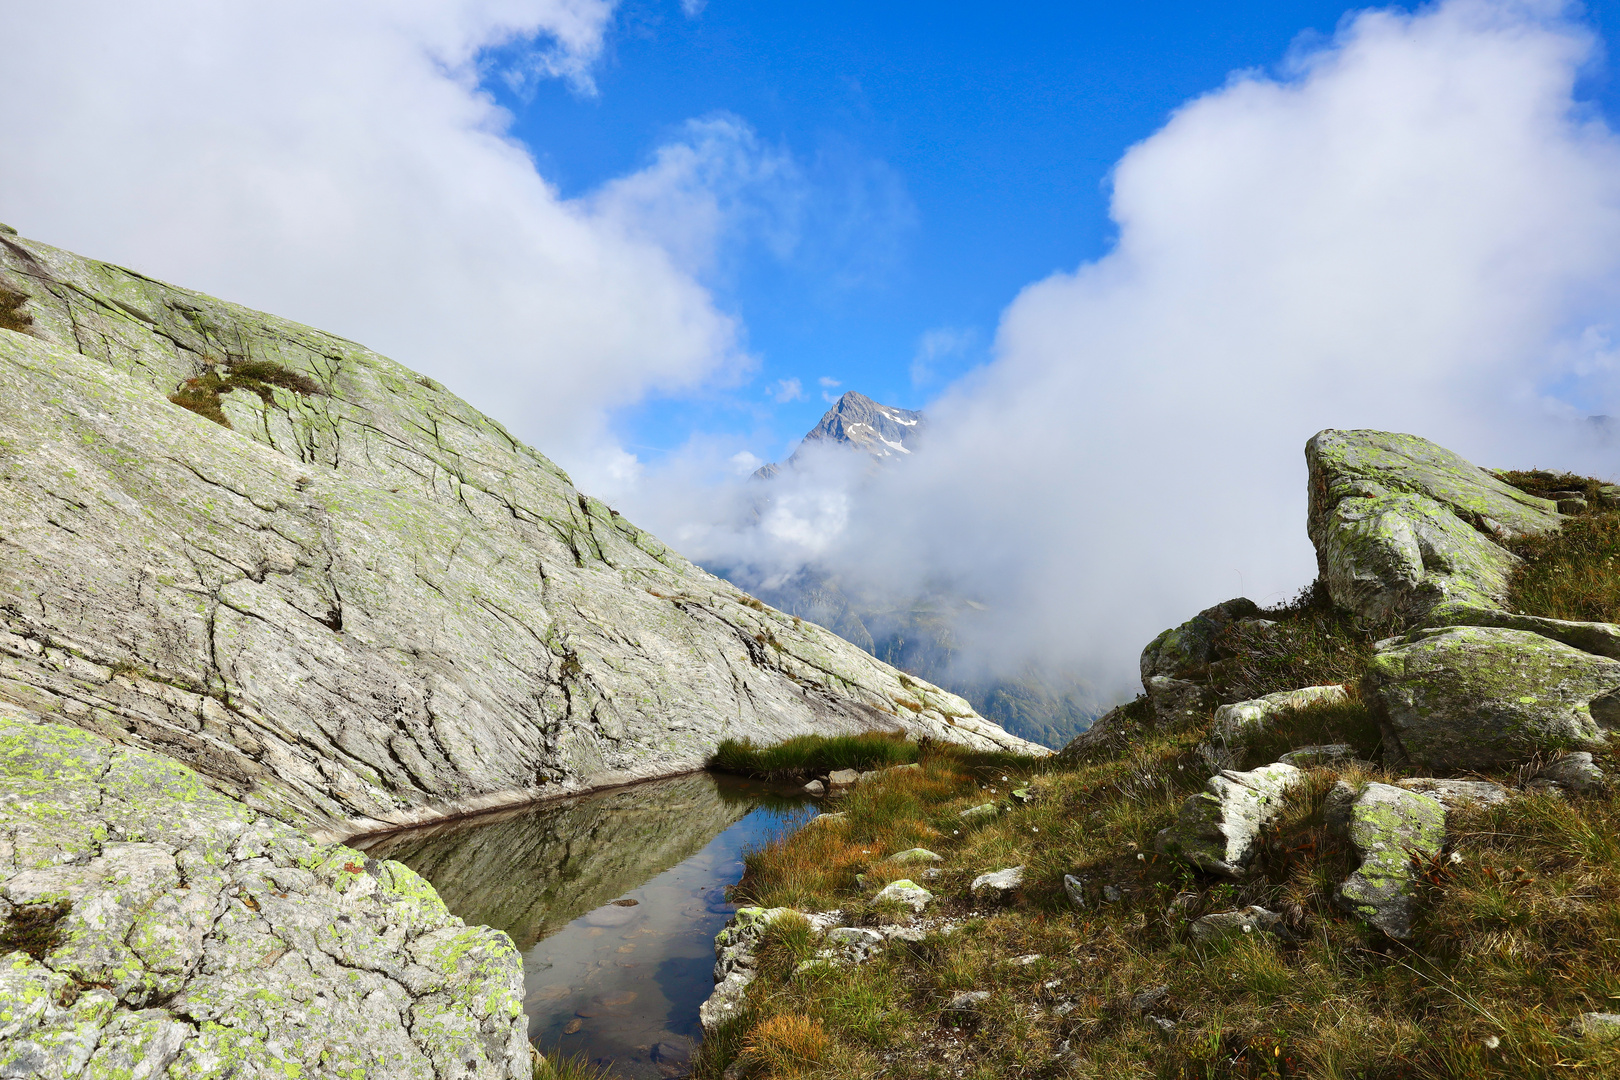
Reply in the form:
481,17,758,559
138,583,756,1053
753,392,924,480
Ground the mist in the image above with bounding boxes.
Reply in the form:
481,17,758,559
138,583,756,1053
620,0,1620,701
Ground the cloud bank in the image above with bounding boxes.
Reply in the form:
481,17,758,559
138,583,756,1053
0,0,767,479
628,0,1620,698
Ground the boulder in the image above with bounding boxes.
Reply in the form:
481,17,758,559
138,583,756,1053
806,812,847,828
1189,906,1284,944
970,866,1025,901
1139,598,1261,724
827,769,861,787
1155,762,1306,877
1305,429,1559,628
803,779,826,796
1335,783,1446,938
1427,604,1620,662
1213,685,1350,743
704,906,806,1031
1364,626,1620,770
0,708,530,1079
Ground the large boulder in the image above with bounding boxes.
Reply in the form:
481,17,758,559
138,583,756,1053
0,702,529,1079
1364,626,1620,769
1155,762,1306,877
1306,430,1560,628
1334,782,1446,939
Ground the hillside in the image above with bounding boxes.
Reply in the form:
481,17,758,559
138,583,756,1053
690,430,1620,1079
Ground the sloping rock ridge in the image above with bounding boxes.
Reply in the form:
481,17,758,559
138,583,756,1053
0,699,529,1079
0,230,1042,841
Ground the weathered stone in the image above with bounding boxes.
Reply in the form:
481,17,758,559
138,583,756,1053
1365,626,1620,770
826,769,861,787
874,880,934,912
1427,604,1620,662
807,812,846,828
1141,599,1262,684
887,848,942,865
0,230,1044,842
958,803,998,824
970,866,1024,900
1529,751,1606,793
1395,777,1511,810
803,779,826,796
1189,906,1284,944
1062,874,1086,910
1277,744,1359,768
1155,763,1306,877
1213,685,1350,743
947,990,990,1010
1335,782,1446,938
1145,676,1218,726
1567,1012,1620,1042
0,707,529,1078
1306,429,1559,627
703,906,801,1032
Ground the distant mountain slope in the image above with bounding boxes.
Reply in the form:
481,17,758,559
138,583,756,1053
729,392,1101,747
0,229,1044,840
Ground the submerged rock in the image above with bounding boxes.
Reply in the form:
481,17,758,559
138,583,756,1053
1335,782,1446,938
1365,626,1620,770
1156,762,1306,878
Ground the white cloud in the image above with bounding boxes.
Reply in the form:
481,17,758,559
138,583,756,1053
681,0,707,17
769,377,805,402
625,0,1620,699
818,376,842,388
0,0,766,480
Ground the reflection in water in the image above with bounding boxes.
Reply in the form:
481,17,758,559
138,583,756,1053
356,772,813,1078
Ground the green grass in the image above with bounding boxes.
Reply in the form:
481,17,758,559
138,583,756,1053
532,1048,617,1080
711,732,920,782
1508,510,1620,623
1494,468,1611,509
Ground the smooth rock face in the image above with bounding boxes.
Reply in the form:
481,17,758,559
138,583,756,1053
1155,763,1306,878
1306,429,1559,627
1213,685,1349,744
1365,626,1620,769
0,231,1041,839
0,702,528,1079
1335,783,1446,938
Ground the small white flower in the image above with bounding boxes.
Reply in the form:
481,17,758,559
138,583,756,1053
1136,853,1146,861
1002,776,1009,782
953,830,960,836
1241,924,1252,933
1483,1035,1500,1049
1449,852,1464,865
1032,827,1039,833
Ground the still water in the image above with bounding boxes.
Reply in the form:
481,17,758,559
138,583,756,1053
354,772,814,1078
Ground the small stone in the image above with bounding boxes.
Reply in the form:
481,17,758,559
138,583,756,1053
1011,953,1042,965
1132,985,1169,1012
1278,744,1358,768
948,990,990,1011
1062,874,1086,910
1189,906,1283,944
958,803,998,824
806,812,846,828
827,769,860,787
827,927,885,949
887,848,943,865
1011,787,1032,804
1102,885,1122,903
970,866,1024,900
874,879,934,912
1529,751,1606,793
1568,1012,1620,1042
1148,1015,1177,1034
803,780,826,796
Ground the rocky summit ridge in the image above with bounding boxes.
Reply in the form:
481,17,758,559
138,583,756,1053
0,228,1040,1078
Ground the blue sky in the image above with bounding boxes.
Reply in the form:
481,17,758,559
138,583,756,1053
484,0,1620,463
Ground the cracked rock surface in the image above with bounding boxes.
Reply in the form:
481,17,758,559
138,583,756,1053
1334,782,1446,939
0,700,528,1079
1155,763,1306,878
0,230,1041,841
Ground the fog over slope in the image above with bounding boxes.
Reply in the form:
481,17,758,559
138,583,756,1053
625,0,1620,700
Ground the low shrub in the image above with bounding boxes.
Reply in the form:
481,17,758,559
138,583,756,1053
168,358,326,428
1508,510,1620,623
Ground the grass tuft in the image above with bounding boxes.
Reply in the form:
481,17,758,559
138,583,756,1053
531,1048,617,1080
1508,510,1620,623
711,732,919,782
168,358,326,428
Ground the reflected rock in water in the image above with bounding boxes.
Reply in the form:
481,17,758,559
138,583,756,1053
355,772,752,949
